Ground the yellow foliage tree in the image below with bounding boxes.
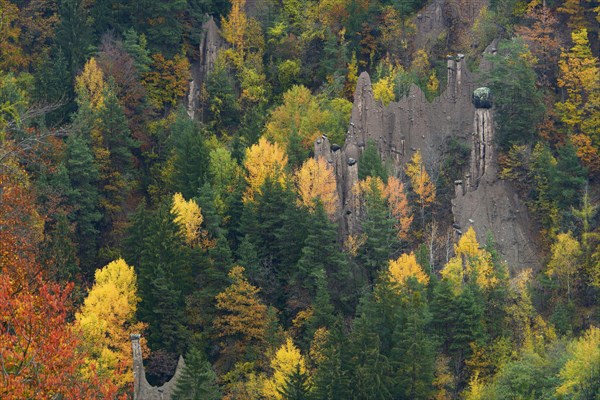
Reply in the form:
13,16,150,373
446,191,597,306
265,85,331,149
427,71,439,95
411,49,431,81
353,175,385,198
373,75,395,106
296,157,339,218
171,192,204,246
547,231,582,301
262,337,308,399
384,176,413,240
344,52,358,99
462,372,485,400
556,326,600,397
221,0,248,69
213,266,269,371
441,227,497,293
556,29,600,139
76,258,146,389
243,136,289,202
388,252,429,287
75,57,105,110
557,0,587,29
405,150,436,229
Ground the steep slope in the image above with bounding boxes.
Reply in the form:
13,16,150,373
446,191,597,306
315,48,541,270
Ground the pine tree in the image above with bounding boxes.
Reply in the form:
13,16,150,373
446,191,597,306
122,28,152,74
136,200,191,353
172,346,221,400
482,38,544,150
65,133,101,275
124,200,149,269
358,140,388,181
99,86,137,174
294,203,346,311
169,110,210,199
391,279,435,400
43,212,79,283
278,363,312,400
356,178,397,284
549,142,587,210
312,320,353,400
241,177,308,309
129,0,187,53
56,0,93,78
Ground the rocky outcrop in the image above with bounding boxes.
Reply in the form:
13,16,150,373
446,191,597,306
198,16,223,85
413,0,487,53
188,16,225,119
316,54,478,239
316,48,540,270
131,334,185,400
452,91,540,271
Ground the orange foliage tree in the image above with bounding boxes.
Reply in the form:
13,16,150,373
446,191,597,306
384,176,413,240
0,160,119,399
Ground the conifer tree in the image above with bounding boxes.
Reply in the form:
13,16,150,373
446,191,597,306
213,266,269,372
169,110,210,199
278,363,312,400
355,177,397,284
172,346,221,400
358,140,388,181
294,202,346,310
56,0,93,77
136,200,191,353
391,279,435,400
65,133,101,275
311,320,353,400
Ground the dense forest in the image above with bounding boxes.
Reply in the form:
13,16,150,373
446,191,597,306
1,0,599,398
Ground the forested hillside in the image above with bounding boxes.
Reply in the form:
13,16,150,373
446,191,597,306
1,0,599,399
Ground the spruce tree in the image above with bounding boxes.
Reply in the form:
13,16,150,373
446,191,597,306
169,110,210,199
172,346,221,400
136,200,192,352
549,142,587,210
56,0,94,78
278,363,312,400
312,320,353,400
99,86,137,174
65,133,101,275
294,202,346,310
359,140,388,181
391,279,435,400
357,179,397,284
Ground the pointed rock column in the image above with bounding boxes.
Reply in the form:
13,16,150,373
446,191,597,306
469,87,494,190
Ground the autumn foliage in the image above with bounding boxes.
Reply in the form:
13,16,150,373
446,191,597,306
296,157,339,219
0,162,119,399
243,136,289,202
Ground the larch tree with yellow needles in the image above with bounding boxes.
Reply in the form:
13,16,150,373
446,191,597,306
76,258,146,389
